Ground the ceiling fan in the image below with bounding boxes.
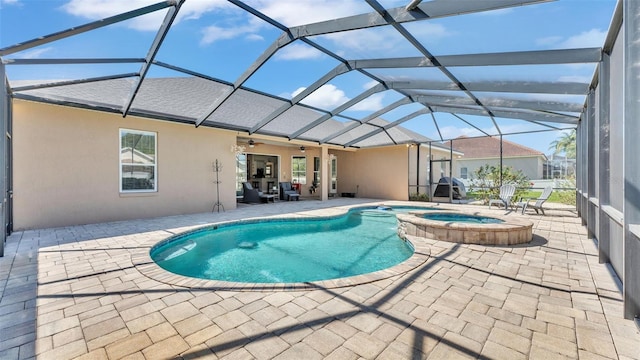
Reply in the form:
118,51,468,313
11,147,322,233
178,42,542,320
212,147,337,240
246,139,264,148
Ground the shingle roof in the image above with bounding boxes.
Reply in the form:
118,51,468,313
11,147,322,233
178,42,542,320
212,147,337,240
14,77,433,149
452,135,545,158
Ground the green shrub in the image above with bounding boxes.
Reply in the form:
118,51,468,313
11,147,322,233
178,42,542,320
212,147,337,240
409,192,430,202
470,164,530,204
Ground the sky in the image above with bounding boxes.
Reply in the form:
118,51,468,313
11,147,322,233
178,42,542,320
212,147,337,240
0,0,618,154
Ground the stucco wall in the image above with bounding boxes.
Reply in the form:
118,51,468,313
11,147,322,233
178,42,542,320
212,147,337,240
334,146,408,200
13,100,237,229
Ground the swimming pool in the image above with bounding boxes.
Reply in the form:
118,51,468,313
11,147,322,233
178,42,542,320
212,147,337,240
151,206,432,283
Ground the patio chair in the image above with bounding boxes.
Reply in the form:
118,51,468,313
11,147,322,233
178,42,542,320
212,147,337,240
488,184,516,209
242,182,274,203
515,186,553,215
279,182,300,201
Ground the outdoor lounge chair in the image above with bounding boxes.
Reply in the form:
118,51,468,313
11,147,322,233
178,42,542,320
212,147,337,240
242,182,274,203
488,184,516,209
279,182,300,201
515,186,553,215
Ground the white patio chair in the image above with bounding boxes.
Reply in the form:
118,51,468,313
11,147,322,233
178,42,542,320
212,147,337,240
488,184,516,209
516,186,553,215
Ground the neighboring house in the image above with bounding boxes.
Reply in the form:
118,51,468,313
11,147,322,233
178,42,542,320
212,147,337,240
10,78,456,229
451,135,547,182
544,153,576,179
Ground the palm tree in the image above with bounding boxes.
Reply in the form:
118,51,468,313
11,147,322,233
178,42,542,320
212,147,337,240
549,129,576,158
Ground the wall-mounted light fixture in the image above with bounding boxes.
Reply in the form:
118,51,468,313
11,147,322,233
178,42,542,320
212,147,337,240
300,146,305,153
248,139,255,148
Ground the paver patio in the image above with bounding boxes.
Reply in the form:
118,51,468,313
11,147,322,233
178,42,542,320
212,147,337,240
1,198,638,359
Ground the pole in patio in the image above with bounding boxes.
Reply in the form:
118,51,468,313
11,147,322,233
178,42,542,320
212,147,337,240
212,159,224,212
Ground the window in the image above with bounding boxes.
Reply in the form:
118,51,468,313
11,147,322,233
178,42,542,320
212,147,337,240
460,167,468,179
292,156,306,184
312,157,320,188
120,129,157,192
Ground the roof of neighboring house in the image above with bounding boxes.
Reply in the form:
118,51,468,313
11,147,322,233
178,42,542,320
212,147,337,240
452,135,546,159
419,142,464,155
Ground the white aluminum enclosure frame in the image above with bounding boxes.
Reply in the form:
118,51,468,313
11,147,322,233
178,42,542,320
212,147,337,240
1,0,638,324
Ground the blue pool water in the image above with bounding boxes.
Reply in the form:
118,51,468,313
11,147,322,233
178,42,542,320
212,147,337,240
422,212,504,224
151,206,433,283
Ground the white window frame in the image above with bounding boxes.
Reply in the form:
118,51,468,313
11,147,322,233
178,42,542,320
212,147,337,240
460,167,468,179
119,128,157,193
291,155,307,185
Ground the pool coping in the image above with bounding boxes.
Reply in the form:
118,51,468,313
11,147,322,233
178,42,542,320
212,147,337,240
131,203,433,290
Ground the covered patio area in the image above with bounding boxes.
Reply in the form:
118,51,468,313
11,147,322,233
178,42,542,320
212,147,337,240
1,199,638,359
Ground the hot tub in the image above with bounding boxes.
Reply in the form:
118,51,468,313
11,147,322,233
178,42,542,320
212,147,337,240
397,210,533,245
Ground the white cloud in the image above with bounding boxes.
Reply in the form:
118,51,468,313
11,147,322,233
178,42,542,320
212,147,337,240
179,0,229,21
58,0,449,55
190,0,366,46
276,43,323,60
322,22,448,57
363,80,379,90
14,47,53,59
252,0,366,27
62,0,229,31
245,34,264,42
537,29,607,49
406,22,448,40
62,0,165,31
291,83,385,111
2,0,20,5
255,0,449,56
349,93,385,112
324,28,395,54
200,24,258,45
558,28,607,48
293,84,349,109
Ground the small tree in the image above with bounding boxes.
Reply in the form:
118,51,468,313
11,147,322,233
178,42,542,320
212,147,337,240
470,164,530,204
549,129,576,158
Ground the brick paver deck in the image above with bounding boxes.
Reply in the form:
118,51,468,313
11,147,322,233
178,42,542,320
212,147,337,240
1,199,638,359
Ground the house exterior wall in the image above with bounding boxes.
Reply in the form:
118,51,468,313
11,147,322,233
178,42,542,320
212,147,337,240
334,146,408,200
241,144,326,196
13,100,237,230
12,100,425,229
454,156,544,181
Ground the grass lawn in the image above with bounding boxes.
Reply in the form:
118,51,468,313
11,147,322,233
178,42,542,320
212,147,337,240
513,190,576,205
